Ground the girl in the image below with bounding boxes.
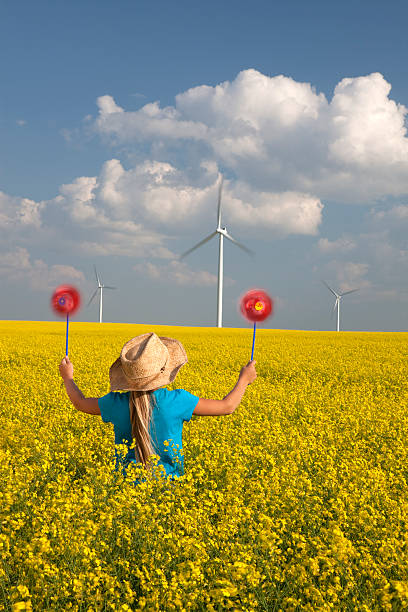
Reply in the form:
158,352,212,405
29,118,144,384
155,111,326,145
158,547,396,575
59,332,257,479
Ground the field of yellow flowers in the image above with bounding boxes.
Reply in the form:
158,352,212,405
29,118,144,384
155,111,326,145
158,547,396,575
1,321,408,611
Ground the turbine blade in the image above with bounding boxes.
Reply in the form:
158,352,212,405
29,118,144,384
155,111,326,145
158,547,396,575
217,175,224,228
94,265,101,286
224,231,253,255
104,286,116,290
87,288,99,307
180,232,217,259
322,280,339,298
331,298,339,319
340,288,359,296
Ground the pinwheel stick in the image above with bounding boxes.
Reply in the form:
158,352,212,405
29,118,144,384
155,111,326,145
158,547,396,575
240,288,273,361
251,322,257,360
66,313,69,356
51,285,81,358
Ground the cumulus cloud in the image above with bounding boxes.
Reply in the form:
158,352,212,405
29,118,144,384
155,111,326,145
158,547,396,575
0,160,323,307
96,95,208,142
8,68,408,304
53,159,323,237
93,69,408,202
225,185,322,236
0,192,43,228
0,247,84,290
50,168,176,258
328,74,408,168
10,158,317,255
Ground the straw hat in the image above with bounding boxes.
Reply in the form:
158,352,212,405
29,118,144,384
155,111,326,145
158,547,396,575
109,332,188,392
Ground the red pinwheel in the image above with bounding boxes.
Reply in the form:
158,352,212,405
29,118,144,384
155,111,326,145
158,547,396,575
240,288,273,323
51,285,81,356
51,285,81,317
239,288,274,360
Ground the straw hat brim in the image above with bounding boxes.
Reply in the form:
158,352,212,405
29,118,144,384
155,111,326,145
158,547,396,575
109,336,188,392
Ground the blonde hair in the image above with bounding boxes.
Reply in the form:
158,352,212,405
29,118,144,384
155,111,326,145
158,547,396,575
129,390,155,466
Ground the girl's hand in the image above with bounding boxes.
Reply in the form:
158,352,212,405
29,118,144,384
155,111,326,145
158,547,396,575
239,360,257,385
59,356,74,381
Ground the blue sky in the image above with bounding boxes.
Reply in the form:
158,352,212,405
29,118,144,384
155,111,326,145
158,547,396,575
2,0,408,330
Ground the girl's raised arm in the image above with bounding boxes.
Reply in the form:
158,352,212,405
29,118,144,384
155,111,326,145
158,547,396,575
193,360,256,416
59,357,101,415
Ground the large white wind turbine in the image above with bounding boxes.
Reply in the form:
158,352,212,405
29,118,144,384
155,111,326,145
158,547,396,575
88,266,116,323
322,281,359,332
180,175,253,328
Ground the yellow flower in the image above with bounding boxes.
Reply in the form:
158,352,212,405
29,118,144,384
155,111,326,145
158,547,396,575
1,322,408,610
12,603,32,612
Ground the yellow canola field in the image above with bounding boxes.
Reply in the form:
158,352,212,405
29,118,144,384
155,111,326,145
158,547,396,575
1,321,408,612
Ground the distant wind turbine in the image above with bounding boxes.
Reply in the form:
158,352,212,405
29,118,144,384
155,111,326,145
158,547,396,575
322,281,359,332
180,175,253,328
88,265,116,323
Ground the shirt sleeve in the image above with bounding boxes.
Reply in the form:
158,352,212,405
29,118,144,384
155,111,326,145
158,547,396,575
98,392,118,424
173,388,200,423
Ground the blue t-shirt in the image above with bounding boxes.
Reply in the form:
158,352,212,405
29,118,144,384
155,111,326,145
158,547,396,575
98,388,199,479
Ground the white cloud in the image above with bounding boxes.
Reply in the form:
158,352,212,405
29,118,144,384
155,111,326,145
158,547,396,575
51,168,176,258
58,176,99,222
0,157,322,275
96,95,208,142
328,74,408,168
16,119,26,126
225,185,322,235
0,247,84,291
33,159,321,246
55,159,323,236
93,70,408,202
0,192,43,228
7,69,408,303
97,95,124,116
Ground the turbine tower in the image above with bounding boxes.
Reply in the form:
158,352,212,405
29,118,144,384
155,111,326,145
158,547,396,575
180,175,253,328
88,266,116,323
322,281,359,332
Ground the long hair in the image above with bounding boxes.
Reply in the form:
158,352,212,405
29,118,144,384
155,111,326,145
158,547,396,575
129,390,155,466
